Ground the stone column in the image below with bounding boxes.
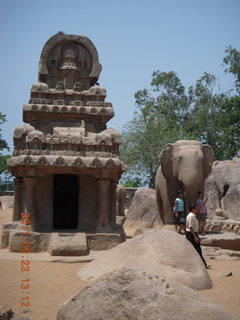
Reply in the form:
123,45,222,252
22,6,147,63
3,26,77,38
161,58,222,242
24,177,37,231
12,177,23,221
96,179,112,232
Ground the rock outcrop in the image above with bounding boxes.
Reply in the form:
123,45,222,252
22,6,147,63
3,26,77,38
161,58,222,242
58,269,237,320
123,188,163,235
0,306,14,320
78,229,212,291
0,196,14,209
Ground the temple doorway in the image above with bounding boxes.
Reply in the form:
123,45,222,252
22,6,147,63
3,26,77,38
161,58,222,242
53,174,79,229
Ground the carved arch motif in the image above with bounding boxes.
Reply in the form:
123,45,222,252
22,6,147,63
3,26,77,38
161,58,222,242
38,32,102,90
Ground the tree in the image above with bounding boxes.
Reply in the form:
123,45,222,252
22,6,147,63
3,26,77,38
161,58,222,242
0,113,9,151
216,95,240,159
223,46,240,93
121,47,240,186
174,70,240,160
185,72,226,159
0,155,10,176
0,113,11,187
121,71,190,188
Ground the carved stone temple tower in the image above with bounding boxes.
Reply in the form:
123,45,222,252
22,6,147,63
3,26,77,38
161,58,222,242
4,32,127,255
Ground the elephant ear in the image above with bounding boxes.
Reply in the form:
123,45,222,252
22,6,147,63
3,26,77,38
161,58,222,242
202,144,215,178
159,143,173,179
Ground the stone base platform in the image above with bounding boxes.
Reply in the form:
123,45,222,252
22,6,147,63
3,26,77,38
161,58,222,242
160,224,240,251
206,219,240,235
1,222,126,256
49,233,89,256
200,232,240,251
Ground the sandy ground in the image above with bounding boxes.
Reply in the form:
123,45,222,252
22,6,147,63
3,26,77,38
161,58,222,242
0,209,240,320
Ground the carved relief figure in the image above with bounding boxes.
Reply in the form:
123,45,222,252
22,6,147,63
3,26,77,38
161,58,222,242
45,41,92,90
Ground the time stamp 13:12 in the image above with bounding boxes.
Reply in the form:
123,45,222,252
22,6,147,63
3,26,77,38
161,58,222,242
20,212,31,308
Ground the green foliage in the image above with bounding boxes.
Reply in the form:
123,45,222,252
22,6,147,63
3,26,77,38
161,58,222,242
0,113,9,151
185,72,226,159
0,155,11,175
0,154,12,191
0,113,11,187
121,176,142,188
216,96,240,159
121,47,240,187
223,46,240,93
121,71,190,188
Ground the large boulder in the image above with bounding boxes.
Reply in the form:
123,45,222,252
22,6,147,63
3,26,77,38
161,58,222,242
205,158,240,220
78,229,212,291
57,269,237,320
0,306,14,320
123,188,163,235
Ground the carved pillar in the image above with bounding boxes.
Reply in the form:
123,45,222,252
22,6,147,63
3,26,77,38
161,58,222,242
96,179,112,232
12,177,23,221
24,177,37,230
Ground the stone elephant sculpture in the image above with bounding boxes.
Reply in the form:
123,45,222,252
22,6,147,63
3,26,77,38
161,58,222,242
116,184,127,216
155,140,215,224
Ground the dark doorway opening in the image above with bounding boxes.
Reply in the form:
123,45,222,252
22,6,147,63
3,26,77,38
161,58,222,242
53,174,79,229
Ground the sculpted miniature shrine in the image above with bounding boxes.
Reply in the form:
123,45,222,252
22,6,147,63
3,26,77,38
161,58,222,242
3,32,127,255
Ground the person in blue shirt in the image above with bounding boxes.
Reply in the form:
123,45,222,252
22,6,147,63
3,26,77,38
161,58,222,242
173,191,185,234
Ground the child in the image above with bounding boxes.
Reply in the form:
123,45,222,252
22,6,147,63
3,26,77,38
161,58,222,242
173,191,185,234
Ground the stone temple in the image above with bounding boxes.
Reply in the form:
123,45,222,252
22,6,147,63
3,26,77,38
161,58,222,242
3,32,127,254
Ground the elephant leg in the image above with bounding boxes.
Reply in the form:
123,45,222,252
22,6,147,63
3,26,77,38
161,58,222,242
119,199,125,216
156,187,165,224
116,200,119,216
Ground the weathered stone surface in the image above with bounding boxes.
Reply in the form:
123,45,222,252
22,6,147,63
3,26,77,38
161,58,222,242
1,222,30,249
86,233,125,251
9,231,50,253
79,229,212,290
208,224,222,232
0,230,10,249
0,196,14,209
201,233,240,251
216,270,233,277
49,233,89,256
58,269,237,320
205,158,240,220
115,215,126,226
202,246,240,261
124,188,163,235
0,306,13,320
2,222,23,230
125,187,138,209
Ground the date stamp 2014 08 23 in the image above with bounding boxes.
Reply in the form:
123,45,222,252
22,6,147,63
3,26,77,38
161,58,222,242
20,212,31,309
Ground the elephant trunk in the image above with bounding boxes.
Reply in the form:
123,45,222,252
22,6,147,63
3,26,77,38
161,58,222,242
179,164,203,209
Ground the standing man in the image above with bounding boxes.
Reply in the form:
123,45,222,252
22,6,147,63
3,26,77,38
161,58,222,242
186,204,210,269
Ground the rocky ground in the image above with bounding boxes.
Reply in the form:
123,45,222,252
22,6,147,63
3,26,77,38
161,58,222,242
0,208,240,320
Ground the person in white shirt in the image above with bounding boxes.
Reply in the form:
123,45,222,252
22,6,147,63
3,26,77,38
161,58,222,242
186,204,210,269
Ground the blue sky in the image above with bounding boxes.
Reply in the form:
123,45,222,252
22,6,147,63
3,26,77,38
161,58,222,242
0,0,239,152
